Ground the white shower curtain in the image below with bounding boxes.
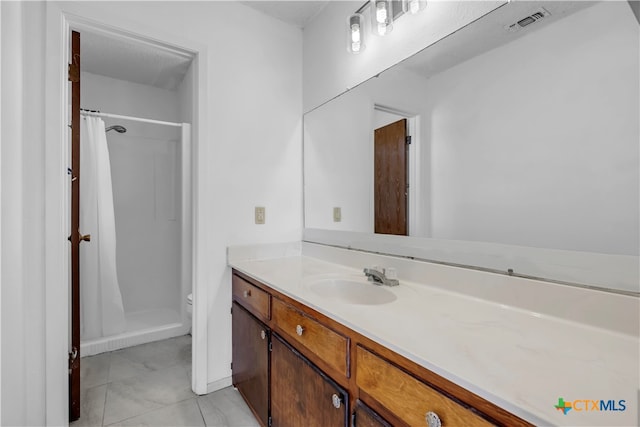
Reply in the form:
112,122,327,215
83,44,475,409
80,116,126,340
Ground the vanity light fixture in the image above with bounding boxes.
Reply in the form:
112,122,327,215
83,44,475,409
348,0,423,54
347,13,366,54
371,0,393,36
403,0,425,15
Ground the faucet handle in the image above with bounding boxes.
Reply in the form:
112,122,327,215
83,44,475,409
384,267,398,280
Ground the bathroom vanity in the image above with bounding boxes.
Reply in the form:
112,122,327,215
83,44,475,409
228,243,638,427
228,2,639,425
231,270,526,427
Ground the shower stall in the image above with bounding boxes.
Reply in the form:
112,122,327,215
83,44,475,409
78,32,194,356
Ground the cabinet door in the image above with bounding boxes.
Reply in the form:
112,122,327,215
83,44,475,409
271,333,348,427
351,400,391,427
232,302,269,427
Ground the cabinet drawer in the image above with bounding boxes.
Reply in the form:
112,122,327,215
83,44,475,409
232,275,270,322
272,298,349,377
356,347,493,427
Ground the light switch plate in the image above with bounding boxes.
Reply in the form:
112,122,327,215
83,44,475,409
255,206,265,224
333,207,341,222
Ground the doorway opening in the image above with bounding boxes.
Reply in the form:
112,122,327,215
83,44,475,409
373,105,420,236
63,21,200,422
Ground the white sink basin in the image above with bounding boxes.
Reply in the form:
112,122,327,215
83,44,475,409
306,277,397,305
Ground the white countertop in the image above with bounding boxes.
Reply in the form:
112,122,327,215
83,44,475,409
228,244,639,427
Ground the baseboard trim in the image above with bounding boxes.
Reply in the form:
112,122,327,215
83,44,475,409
206,376,232,394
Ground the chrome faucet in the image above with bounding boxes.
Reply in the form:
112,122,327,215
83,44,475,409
363,267,399,287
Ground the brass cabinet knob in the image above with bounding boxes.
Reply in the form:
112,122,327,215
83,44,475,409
260,330,266,340
243,290,251,298
295,325,304,336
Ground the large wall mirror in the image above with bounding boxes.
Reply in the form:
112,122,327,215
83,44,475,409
304,1,639,293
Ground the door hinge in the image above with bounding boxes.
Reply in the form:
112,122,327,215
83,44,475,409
68,346,78,374
268,341,273,352
230,306,233,315
230,362,233,370
268,416,272,427
405,135,412,145
68,63,79,83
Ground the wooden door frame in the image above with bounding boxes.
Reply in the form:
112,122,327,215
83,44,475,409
44,8,209,424
372,105,420,236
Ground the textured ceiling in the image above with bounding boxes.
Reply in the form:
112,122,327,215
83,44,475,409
79,1,597,92
399,1,597,80
81,2,327,90
240,0,330,28
81,30,193,91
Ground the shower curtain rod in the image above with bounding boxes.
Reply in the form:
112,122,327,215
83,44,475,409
80,109,182,128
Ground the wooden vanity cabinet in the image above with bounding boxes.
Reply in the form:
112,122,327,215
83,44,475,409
271,333,349,427
351,400,392,427
231,302,269,427
232,273,348,427
356,346,493,427
232,274,270,322
272,297,349,379
231,270,532,427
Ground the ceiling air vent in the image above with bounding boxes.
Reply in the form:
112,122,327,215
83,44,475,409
505,8,551,32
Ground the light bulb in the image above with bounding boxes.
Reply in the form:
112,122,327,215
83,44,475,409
347,13,365,54
377,22,388,36
351,24,361,43
376,1,387,23
409,0,420,14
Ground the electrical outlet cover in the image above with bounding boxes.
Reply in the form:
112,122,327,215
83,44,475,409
255,206,265,224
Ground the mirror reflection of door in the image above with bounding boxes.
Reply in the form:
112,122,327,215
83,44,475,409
374,118,408,235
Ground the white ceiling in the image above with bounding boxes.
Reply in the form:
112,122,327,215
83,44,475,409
239,1,330,28
399,1,597,80
83,1,597,93
81,30,193,91
81,1,328,91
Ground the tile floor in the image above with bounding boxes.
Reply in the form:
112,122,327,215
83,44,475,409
71,335,260,427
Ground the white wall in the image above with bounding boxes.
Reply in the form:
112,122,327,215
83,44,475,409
304,1,639,257
426,1,639,255
302,0,505,112
0,4,3,421
177,61,194,123
1,2,47,425
60,0,303,395
304,89,372,232
177,61,194,322
82,72,182,320
304,67,430,234
2,1,302,424
373,110,404,129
